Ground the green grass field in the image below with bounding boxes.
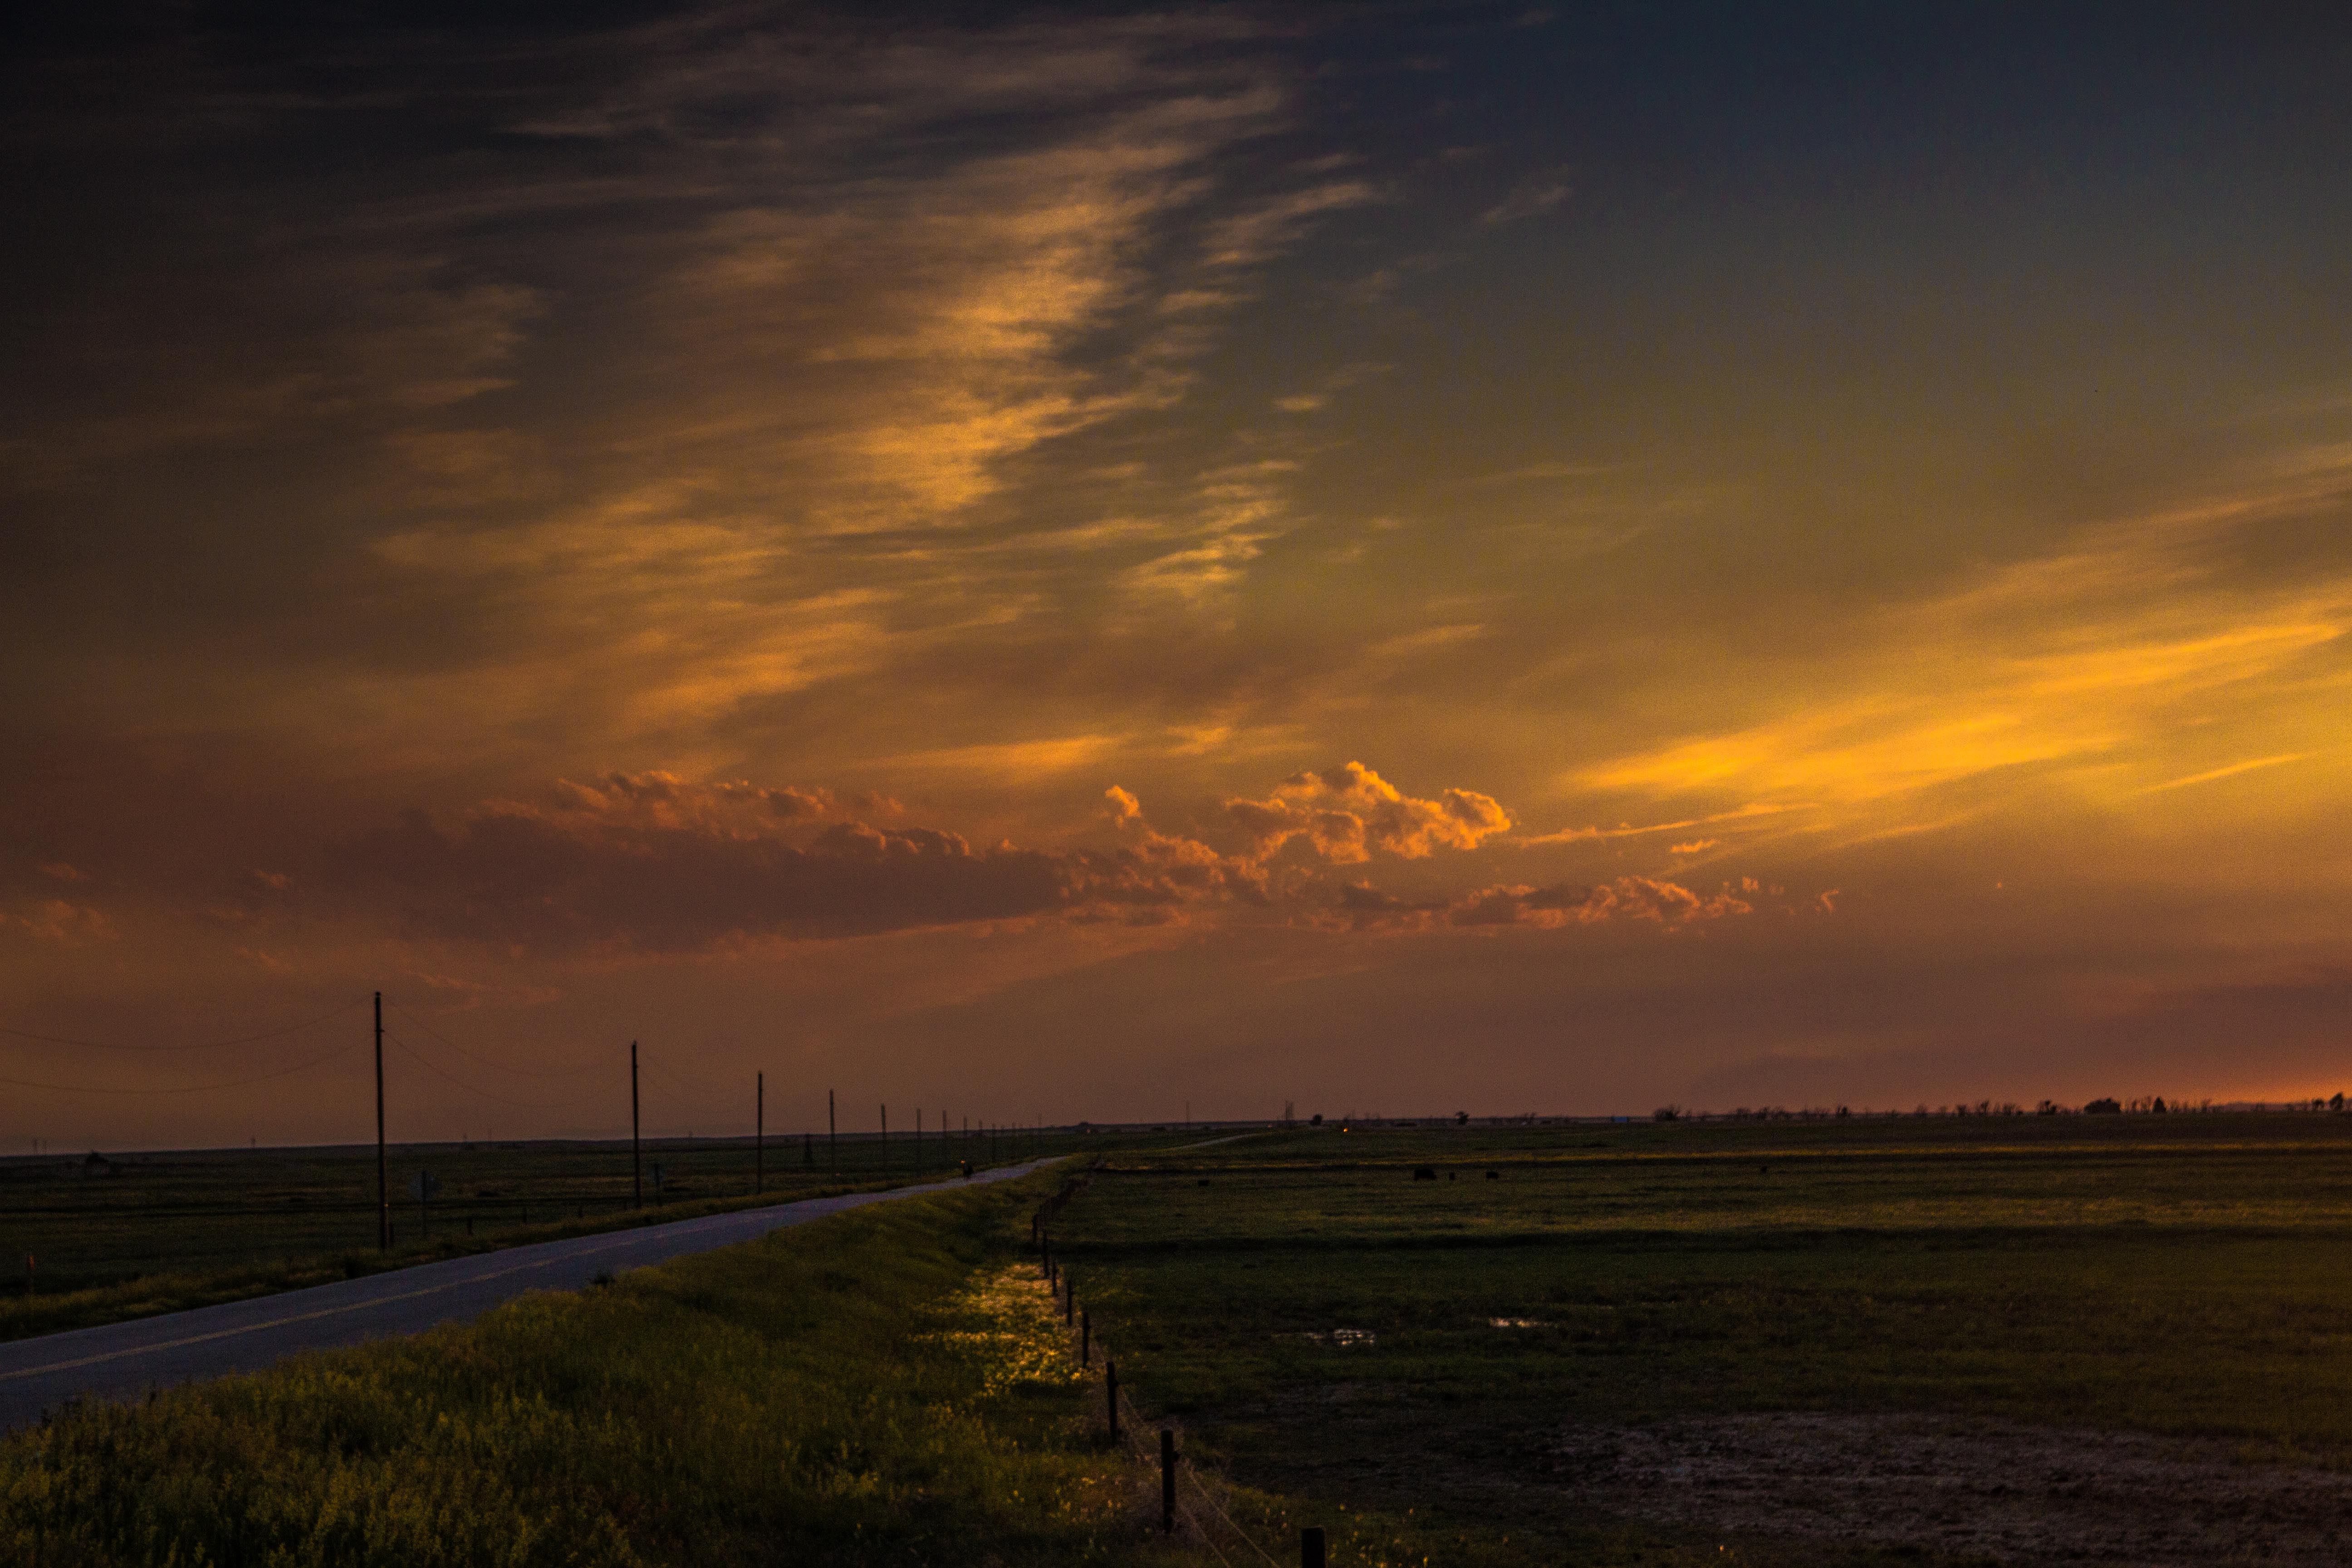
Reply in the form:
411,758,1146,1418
13,1114,2352,1565
0,1168,1194,1567
1051,1114,2352,1566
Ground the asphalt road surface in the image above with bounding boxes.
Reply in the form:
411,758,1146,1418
0,1158,1052,1433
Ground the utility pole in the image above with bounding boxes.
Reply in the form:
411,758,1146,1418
828,1088,837,1176
755,1070,764,1195
374,991,388,1251
631,1040,642,1209
880,1103,888,1174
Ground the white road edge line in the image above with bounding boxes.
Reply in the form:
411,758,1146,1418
0,1164,1046,1384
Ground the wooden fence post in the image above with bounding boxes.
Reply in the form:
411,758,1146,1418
1106,1359,1119,1442
1080,1308,1090,1366
1161,1428,1176,1533
1302,1525,1327,1568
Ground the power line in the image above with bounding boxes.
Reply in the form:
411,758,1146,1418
0,1036,364,1095
633,1073,697,1113
0,997,365,1053
384,1003,604,1079
380,1030,609,1112
635,1052,708,1105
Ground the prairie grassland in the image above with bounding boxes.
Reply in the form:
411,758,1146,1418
1054,1116,2352,1566
0,1171,1194,1568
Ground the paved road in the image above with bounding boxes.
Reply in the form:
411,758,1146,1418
1170,1132,1260,1151
0,1159,1054,1433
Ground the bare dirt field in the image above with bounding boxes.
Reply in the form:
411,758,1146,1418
1534,1412,2352,1566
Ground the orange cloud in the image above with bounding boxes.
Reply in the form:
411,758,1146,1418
317,766,1621,955
3,900,118,945
1223,762,1511,863
1450,876,1753,930
550,771,855,828
1320,875,1756,933
1568,449,2352,833
1514,804,1796,847
1104,786,1263,905
261,758,1827,961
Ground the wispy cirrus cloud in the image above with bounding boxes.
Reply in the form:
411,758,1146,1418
1568,449,2352,829
0,900,118,946
2,7,1367,778
1480,169,1570,225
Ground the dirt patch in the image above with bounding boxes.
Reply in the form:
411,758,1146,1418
1534,1412,2352,1565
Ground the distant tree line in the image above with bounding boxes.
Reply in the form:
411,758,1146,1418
1644,1096,2351,1121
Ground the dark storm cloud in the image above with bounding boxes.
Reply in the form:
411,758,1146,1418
337,803,1078,948
320,769,1268,950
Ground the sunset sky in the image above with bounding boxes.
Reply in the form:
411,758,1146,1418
7,2,2352,1147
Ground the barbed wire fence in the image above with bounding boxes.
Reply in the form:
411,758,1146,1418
1033,1173,1294,1568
